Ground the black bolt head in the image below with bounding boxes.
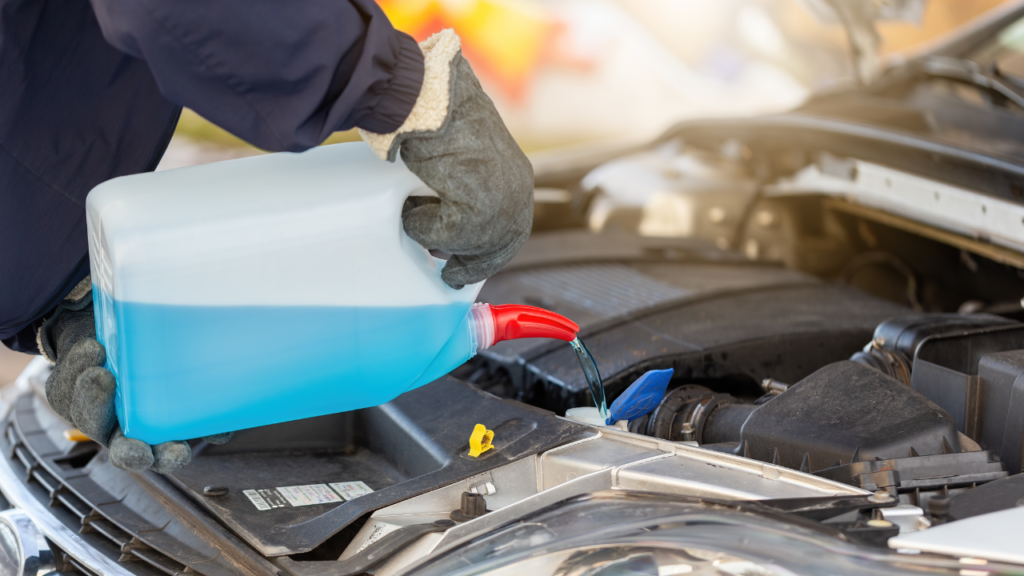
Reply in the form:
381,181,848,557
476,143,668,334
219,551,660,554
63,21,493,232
449,491,490,522
203,485,229,497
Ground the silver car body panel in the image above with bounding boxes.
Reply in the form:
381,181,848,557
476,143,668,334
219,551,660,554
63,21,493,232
768,157,1024,256
890,506,1024,564
340,423,870,575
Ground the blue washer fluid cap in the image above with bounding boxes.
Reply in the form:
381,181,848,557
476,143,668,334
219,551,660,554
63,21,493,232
606,368,673,425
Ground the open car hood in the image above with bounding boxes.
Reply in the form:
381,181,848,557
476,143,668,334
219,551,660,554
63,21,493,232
797,0,928,83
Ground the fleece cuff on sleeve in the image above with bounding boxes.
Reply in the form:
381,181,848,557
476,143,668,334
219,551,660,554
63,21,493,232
360,29,462,161
357,32,426,135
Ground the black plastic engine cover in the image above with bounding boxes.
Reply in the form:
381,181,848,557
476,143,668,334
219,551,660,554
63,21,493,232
869,314,1024,471
871,313,1018,360
168,377,586,556
739,361,962,472
977,351,1024,474
944,473,1024,521
474,230,912,413
815,451,1006,495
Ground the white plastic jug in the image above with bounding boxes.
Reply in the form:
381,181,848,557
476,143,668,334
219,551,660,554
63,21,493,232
87,143,493,444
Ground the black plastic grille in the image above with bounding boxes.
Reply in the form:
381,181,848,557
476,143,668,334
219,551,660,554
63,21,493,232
2,398,200,576
48,538,101,576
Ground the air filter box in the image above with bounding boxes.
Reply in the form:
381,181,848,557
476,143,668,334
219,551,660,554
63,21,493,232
739,361,961,472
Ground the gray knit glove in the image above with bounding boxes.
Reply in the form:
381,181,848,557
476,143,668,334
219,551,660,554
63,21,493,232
361,29,533,289
37,277,231,474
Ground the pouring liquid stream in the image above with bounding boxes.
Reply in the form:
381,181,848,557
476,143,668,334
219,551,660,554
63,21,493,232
570,336,608,419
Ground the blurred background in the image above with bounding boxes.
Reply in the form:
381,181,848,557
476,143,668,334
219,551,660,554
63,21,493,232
0,0,1014,384
160,0,1013,163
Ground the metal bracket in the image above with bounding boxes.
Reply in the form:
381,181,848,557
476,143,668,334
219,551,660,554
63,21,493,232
276,520,454,576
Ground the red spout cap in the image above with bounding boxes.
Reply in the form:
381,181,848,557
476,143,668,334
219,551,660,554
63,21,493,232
490,304,579,344
470,304,579,351
468,303,581,348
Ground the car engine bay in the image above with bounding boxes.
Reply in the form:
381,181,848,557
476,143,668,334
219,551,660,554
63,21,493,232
465,230,1021,519
9,114,1024,574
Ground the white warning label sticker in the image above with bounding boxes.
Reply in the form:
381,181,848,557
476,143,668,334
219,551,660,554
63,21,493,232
330,481,374,501
243,481,373,510
244,488,289,510
243,489,271,511
277,484,343,507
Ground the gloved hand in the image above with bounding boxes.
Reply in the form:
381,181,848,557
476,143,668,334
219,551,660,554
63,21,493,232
37,277,231,474
360,29,534,289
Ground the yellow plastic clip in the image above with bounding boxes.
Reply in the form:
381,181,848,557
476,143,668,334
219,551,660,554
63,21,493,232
468,424,494,457
63,428,90,442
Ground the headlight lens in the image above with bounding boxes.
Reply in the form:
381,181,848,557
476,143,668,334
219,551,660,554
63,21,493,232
0,521,20,576
407,492,980,576
0,510,54,576
472,545,778,576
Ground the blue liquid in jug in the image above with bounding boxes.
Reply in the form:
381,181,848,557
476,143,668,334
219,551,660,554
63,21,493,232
95,289,471,444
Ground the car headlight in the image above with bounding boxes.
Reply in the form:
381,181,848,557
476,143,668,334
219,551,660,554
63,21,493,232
0,510,54,576
406,491,994,576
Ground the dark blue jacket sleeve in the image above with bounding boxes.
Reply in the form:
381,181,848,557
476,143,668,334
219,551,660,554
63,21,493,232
1,0,180,354
88,0,425,152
